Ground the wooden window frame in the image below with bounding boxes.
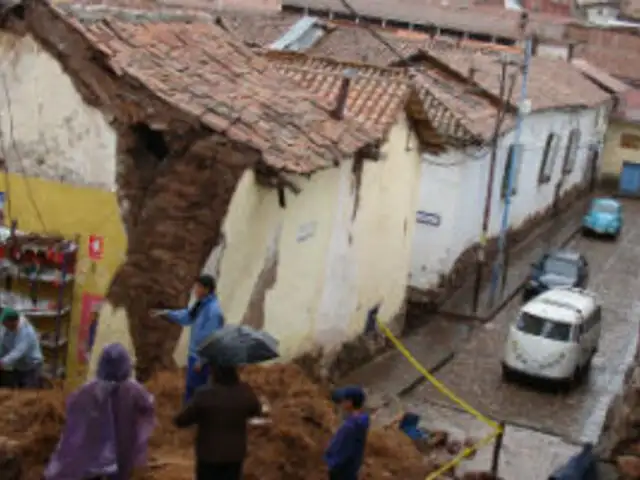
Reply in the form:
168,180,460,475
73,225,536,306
538,133,559,185
501,143,523,199
562,129,581,175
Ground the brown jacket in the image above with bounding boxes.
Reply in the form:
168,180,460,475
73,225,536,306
173,382,261,463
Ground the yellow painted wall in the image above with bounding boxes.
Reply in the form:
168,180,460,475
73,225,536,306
0,173,126,389
601,120,640,177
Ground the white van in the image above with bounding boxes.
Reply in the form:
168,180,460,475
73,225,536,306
502,287,601,385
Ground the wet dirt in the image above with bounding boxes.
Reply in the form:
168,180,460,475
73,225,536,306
0,364,434,480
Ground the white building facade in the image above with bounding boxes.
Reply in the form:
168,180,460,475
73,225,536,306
410,105,608,292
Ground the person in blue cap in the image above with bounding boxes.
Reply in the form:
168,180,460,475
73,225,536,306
152,274,225,403
324,386,370,480
0,307,43,388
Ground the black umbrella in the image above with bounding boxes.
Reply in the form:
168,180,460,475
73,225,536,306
197,325,279,366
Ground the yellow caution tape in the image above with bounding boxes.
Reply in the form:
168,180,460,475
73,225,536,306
376,320,499,429
426,429,501,480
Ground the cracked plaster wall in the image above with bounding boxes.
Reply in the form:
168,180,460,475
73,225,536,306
0,33,116,190
178,115,422,365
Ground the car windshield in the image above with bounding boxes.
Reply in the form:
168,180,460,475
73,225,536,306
516,313,574,342
543,256,578,278
593,202,617,214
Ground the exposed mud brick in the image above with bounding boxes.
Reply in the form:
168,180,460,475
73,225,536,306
108,135,256,380
617,455,640,479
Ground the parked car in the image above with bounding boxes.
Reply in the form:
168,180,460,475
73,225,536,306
582,197,622,239
503,287,601,386
522,250,588,302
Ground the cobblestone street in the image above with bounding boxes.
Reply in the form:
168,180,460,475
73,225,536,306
370,199,640,478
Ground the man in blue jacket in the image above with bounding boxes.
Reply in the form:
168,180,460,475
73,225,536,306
155,274,225,403
324,386,370,480
0,307,44,388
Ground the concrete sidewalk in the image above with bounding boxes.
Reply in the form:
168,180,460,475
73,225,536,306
337,318,470,411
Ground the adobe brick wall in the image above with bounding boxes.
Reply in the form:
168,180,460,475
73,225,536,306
4,3,262,379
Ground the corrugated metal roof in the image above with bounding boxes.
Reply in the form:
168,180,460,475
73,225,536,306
270,15,325,50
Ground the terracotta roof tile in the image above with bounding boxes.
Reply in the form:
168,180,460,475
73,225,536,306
414,47,611,112
264,51,410,134
410,67,508,140
282,0,574,41
47,5,378,174
571,58,630,94
263,50,501,142
216,12,302,46
304,24,426,65
576,45,640,83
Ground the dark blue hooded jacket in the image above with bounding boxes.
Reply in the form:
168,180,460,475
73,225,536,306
324,412,370,479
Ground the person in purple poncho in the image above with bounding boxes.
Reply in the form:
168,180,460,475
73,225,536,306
44,343,155,480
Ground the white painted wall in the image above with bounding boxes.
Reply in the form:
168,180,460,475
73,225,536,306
0,33,116,190
410,107,604,291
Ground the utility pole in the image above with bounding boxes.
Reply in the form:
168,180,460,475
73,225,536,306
472,60,510,314
488,12,532,306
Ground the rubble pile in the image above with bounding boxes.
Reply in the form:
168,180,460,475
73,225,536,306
0,364,501,479
599,355,640,478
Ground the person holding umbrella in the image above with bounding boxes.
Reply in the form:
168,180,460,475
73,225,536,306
173,363,266,480
152,274,224,403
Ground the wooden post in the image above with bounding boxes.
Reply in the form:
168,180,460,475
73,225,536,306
491,422,506,477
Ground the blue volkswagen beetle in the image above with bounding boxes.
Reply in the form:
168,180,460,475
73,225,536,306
582,198,622,239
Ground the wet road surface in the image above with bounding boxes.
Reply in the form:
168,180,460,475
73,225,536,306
398,199,640,477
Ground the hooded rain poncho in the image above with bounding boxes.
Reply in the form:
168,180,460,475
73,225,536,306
45,343,155,480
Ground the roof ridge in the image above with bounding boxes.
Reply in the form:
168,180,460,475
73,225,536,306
262,49,402,75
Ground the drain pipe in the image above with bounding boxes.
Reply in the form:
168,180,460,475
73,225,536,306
488,34,533,306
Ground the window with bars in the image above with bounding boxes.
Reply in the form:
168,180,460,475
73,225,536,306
562,129,581,175
620,133,640,150
501,143,523,198
538,133,559,185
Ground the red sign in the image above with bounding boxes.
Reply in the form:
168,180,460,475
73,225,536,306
88,235,104,260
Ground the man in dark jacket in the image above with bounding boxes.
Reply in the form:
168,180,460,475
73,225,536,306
324,386,370,480
173,364,263,480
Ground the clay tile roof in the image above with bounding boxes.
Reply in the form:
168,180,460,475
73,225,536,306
263,51,410,134
415,48,611,112
576,45,640,83
571,58,630,94
282,0,574,41
410,67,508,140
47,5,379,174
303,23,427,66
216,12,302,46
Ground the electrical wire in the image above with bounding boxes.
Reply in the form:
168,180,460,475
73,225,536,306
0,72,48,233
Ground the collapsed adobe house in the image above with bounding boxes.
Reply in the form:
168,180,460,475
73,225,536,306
0,0,378,379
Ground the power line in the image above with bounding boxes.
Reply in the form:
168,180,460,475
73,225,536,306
0,72,48,233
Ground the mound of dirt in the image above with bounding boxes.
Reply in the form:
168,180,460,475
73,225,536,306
0,364,432,480
143,364,431,480
0,388,66,480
